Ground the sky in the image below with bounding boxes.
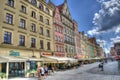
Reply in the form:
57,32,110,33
46,0,120,53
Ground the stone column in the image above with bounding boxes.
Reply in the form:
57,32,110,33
6,62,9,79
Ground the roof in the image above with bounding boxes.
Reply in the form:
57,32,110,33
57,4,64,11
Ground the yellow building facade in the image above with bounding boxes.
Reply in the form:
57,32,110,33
0,0,54,78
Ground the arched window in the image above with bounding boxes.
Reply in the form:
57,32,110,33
39,3,44,11
29,0,37,6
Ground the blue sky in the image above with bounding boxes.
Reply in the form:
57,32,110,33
47,0,120,53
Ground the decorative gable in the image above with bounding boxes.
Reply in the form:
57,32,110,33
61,2,71,20
54,7,62,25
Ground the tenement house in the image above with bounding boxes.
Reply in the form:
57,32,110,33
0,0,53,77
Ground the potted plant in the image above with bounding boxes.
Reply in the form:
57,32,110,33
0,72,6,79
25,69,37,77
25,70,31,77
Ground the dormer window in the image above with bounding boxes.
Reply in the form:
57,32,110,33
39,3,44,11
29,0,37,6
45,8,49,14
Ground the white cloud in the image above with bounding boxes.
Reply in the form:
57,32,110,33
104,47,110,53
115,27,120,34
97,39,107,47
93,0,120,33
87,28,100,36
85,34,88,36
96,0,105,3
96,39,110,53
110,36,120,43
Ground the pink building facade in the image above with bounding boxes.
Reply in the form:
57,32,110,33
110,47,117,57
53,7,65,57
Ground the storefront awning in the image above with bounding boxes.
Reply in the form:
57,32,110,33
0,56,27,62
60,57,78,63
75,54,83,59
42,56,78,63
0,57,8,63
22,57,43,62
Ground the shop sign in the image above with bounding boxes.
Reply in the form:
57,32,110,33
40,52,52,56
9,50,20,56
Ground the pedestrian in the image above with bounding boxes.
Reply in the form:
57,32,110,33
37,66,41,80
98,62,104,71
52,66,55,73
44,64,48,78
39,65,45,80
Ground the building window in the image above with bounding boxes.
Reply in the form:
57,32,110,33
55,36,57,41
46,29,50,37
4,31,11,44
47,42,50,50
31,23,36,32
40,40,44,49
31,38,35,48
45,19,49,25
29,0,37,6
19,35,25,46
21,5,26,13
45,8,49,14
61,38,63,42
54,26,57,31
7,0,14,7
40,15,43,22
65,45,68,52
6,13,13,24
31,11,36,18
56,45,58,52
39,3,44,11
20,19,25,29
39,27,43,35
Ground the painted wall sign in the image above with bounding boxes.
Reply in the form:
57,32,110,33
9,50,20,56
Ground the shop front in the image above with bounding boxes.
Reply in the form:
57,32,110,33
0,50,43,78
0,56,27,78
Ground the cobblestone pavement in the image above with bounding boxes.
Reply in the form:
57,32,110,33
9,62,120,80
88,61,120,75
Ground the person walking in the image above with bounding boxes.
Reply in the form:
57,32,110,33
37,66,41,80
39,65,45,80
98,62,104,71
44,64,48,78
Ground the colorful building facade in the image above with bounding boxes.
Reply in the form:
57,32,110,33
73,20,82,59
53,7,65,57
57,0,75,58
